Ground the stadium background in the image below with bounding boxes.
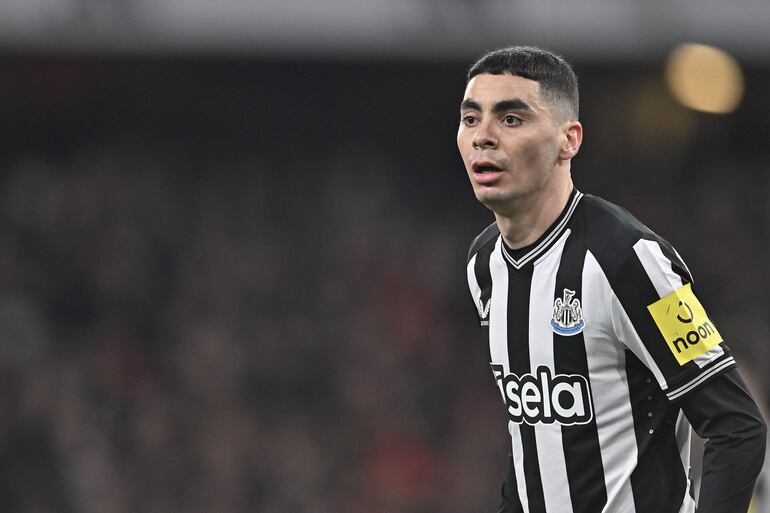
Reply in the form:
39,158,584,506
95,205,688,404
0,1,768,512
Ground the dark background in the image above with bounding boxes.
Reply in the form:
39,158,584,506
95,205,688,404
0,53,767,512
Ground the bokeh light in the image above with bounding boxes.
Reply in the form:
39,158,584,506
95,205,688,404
665,43,745,114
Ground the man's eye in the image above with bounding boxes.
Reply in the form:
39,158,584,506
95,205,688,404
503,115,521,125
462,115,478,126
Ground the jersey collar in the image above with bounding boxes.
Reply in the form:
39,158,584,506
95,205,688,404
500,189,583,270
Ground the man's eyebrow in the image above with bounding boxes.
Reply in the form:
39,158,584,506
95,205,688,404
460,99,481,111
459,98,535,114
491,99,533,114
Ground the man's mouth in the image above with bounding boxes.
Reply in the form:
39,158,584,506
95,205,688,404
471,160,504,185
472,161,503,173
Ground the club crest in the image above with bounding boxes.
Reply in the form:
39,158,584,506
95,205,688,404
550,288,585,336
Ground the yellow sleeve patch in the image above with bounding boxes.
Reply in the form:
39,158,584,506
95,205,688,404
646,283,723,366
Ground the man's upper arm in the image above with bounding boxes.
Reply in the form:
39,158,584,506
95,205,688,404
606,237,735,401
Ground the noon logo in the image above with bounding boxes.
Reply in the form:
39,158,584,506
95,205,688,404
647,283,723,365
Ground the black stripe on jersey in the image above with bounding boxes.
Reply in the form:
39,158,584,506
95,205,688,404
552,238,608,513
625,354,687,513
475,242,526,513
468,221,500,263
507,267,547,513
608,244,687,383
499,453,524,513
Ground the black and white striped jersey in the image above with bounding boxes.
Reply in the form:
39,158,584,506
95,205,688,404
466,189,736,513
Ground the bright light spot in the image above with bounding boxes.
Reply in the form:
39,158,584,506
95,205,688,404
665,43,744,114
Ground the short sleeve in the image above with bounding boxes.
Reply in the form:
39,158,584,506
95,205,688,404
608,238,735,402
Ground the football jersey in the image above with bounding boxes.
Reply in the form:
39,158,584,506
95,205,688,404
466,189,735,513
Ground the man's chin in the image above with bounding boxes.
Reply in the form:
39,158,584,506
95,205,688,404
474,189,513,209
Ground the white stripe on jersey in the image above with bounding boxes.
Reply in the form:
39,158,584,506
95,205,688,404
489,237,509,374
489,237,530,513
582,251,638,513
692,346,725,369
529,235,574,513
467,253,481,314
675,412,696,513
633,239,684,297
677,493,697,513
667,357,736,401
633,239,724,368
510,421,530,513
609,288,668,391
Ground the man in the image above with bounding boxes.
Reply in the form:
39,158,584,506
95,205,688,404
460,46,766,513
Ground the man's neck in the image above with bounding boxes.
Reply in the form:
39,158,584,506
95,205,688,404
494,179,574,250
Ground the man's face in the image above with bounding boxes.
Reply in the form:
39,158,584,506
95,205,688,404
457,73,568,213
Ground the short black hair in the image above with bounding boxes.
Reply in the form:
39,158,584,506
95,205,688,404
467,46,579,120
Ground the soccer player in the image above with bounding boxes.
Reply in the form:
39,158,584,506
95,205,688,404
460,46,766,513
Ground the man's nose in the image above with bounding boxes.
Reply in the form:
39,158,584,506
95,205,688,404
472,121,498,149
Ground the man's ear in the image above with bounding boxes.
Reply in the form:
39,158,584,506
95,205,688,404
560,121,583,160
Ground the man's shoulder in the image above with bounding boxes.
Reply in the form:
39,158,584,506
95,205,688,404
575,193,695,287
467,221,500,263
578,194,653,234
573,193,661,262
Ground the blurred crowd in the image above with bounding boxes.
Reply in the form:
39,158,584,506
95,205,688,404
0,59,767,513
0,142,509,513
